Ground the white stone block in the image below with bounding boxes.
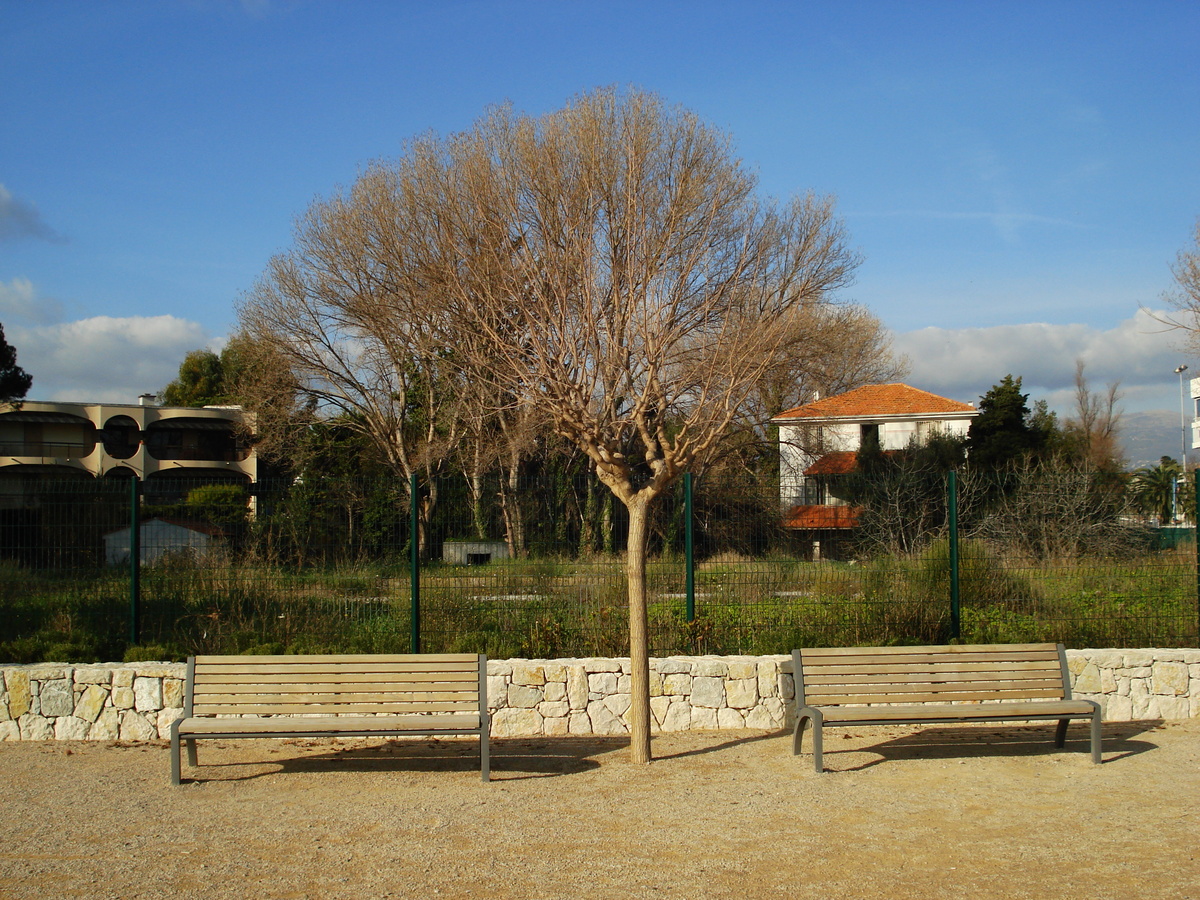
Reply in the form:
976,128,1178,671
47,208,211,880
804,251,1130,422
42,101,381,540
662,674,691,696
507,684,542,709
543,715,569,736
726,679,757,709
588,672,618,695
133,677,162,712
0,721,19,741
655,659,691,675
717,707,745,729
583,659,622,673
157,707,183,739
726,661,757,680
568,712,591,735
690,706,719,730
18,714,53,741
1156,696,1191,719
538,701,569,718
486,675,508,708
1153,663,1189,696
491,707,543,737
511,664,546,686
543,682,566,703
693,659,728,678
54,716,90,740
690,676,726,709
118,711,157,742
567,667,589,710
661,701,691,732
586,699,627,735
604,694,631,718
650,696,671,727
89,708,119,740
39,679,73,718
73,684,108,723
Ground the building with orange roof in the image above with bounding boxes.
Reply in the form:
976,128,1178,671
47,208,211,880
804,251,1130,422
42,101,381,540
770,383,978,558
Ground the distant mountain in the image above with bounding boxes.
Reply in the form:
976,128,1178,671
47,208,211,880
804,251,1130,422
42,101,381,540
1121,410,1189,470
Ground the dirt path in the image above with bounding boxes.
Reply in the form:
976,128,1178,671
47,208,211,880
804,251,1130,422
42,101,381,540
1,720,1197,899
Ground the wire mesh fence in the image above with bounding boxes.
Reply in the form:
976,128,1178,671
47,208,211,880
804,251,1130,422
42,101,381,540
0,468,1195,663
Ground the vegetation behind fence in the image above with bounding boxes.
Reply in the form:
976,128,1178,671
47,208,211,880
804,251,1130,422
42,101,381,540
1,469,1196,663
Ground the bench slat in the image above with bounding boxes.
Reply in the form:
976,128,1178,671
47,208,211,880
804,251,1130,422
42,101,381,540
803,651,1060,667
194,657,480,667
803,668,1060,684
193,671,479,686
800,643,1059,656
179,714,481,734
803,687,1067,705
192,702,477,715
805,678,1065,697
194,696,475,710
817,700,1096,723
194,680,477,694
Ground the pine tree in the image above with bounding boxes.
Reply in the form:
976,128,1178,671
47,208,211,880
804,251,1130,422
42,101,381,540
0,323,32,406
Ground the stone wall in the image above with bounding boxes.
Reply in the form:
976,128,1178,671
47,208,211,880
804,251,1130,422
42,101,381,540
2,650,1198,742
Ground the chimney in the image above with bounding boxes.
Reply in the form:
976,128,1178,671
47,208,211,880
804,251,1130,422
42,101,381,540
138,393,158,407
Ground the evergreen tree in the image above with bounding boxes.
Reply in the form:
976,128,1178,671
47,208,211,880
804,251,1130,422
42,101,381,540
0,322,32,406
966,375,1045,470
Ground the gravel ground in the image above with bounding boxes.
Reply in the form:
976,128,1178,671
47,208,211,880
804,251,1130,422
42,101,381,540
1,719,1197,900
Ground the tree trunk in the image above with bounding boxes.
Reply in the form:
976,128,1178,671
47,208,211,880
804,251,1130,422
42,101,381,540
624,494,652,764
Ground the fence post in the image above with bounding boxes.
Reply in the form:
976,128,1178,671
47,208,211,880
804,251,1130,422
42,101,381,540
410,472,421,654
684,472,695,622
129,475,141,647
947,469,960,641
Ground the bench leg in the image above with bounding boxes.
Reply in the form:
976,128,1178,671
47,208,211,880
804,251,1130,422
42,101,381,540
186,739,198,767
1090,707,1102,764
792,710,825,773
1054,718,1069,748
169,721,183,786
480,723,490,783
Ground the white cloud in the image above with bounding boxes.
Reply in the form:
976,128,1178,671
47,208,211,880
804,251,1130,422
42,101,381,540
8,315,216,403
0,184,64,243
892,309,1190,414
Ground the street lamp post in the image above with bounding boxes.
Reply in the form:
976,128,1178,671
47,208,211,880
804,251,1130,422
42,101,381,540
1175,364,1189,525
1176,364,1190,469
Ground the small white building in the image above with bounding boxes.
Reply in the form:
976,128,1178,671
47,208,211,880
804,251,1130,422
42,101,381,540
104,519,223,566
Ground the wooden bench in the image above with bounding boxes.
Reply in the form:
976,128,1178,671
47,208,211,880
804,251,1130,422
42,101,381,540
791,643,1101,772
170,653,489,784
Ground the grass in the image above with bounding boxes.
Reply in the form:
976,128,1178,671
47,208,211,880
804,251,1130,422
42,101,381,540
1,546,1197,664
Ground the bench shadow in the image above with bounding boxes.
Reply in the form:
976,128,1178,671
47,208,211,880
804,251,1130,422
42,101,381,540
184,736,633,783
821,720,1165,772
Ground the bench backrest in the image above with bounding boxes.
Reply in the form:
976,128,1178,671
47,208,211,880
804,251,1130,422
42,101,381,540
184,653,485,718
794,643,1072,708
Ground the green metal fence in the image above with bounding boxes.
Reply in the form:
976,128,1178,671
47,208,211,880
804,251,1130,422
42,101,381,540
0,468,1196,663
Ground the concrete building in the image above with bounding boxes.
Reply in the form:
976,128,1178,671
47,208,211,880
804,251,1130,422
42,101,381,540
0,399,255,500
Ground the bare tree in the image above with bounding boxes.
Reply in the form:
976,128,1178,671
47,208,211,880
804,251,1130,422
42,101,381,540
410,88,859,763
1065,359,1123,471
236,168,467,555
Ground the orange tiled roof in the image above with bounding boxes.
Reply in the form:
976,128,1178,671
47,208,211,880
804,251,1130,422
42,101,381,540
803,451,859,476
773,383,976,421
782,505,860,530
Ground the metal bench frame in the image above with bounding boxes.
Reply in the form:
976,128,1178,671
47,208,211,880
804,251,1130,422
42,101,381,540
791,643,1101,773
170,653,489,784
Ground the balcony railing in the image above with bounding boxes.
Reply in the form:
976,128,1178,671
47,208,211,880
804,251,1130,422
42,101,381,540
0,441,95,460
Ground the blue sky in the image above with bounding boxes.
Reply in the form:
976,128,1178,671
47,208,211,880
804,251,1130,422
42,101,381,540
1,1,1198,434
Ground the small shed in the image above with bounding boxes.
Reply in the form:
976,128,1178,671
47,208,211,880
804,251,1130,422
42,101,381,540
104,518,222,566
442,540,510,565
